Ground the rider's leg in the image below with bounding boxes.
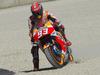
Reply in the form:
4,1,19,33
31,45,39,71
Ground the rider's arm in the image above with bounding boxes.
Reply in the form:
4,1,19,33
28,17,35,39
28,19,32,38
47,14,62,27
47,13,65,34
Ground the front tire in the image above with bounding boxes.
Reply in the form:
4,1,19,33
44,48,64,68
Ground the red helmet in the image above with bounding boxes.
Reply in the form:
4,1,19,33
31,2,43,19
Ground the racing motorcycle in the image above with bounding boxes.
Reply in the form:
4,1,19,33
33,21,74,68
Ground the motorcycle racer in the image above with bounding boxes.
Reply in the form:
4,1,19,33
28,2,71,71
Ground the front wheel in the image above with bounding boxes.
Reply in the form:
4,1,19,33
44,47,65,68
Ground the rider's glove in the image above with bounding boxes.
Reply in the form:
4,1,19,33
58,24,64,33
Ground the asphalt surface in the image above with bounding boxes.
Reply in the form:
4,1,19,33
0,0,100,75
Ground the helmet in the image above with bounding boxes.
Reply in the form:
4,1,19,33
31,2,43,19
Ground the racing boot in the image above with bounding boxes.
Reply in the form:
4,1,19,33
33,60,39,71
